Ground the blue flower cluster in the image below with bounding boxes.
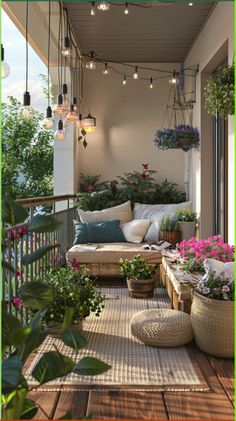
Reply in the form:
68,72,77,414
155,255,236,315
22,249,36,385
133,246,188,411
154,124,200,152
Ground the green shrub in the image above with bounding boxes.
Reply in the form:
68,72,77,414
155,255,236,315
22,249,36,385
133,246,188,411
120,255,157,280
176,209,198,222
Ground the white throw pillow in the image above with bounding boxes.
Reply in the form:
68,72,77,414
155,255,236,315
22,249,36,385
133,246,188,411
121,219,151,244
204,259,234,278
133,202,191,242
77,201,133,225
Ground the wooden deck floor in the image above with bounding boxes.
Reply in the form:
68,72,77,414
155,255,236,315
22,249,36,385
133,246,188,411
29,281,234,420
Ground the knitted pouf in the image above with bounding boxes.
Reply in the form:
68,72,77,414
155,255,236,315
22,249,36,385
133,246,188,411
131,309,193,347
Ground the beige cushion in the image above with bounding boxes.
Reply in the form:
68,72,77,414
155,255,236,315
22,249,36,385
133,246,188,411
131,309,193,347
77,201,132,225
133,202,191,242
121,219,150,244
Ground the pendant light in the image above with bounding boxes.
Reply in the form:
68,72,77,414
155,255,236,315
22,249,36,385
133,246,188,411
1,44,10,79
82,113,96,133
102,63,110,75
66,63,79,122
133,66,139,80
61,81,70,115
149,77,154,89
42,1,54,130
62,9,71,57
90,1,96,15
124,2,129,15
122,75,127,86
53,3,64,116
19,2,34,121
169,70,178,85
54,118,65,141
97,1,110,11
77,113,83,129
86,51,96,70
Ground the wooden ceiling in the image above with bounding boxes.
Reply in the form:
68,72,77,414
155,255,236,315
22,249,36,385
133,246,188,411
64,1,215,63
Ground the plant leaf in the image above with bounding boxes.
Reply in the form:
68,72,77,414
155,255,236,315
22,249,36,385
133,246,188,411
32,351,75,385
2,381,28,420
61,329,88,351
2,260,15,273
74,357,111,376
21,244,60,265
27,214,62,233
19,281,53,310
2,356,23,393
20,398,38,419
3,197,28,225
17,327,42,363
61,307,74,333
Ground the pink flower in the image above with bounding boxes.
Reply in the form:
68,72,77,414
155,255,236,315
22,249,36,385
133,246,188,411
142,163,149,170
141,172,148,179
222,285,230,293
12,296,22,309
15,271,22,278
202,287,210,295
86,184,94,193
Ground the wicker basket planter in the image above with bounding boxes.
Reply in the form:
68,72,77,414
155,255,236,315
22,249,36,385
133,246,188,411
127,278,155,299
190,292,234,358
159,230,182,246
47,320,83,338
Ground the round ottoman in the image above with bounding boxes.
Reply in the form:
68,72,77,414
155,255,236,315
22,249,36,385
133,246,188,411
130,309,193,347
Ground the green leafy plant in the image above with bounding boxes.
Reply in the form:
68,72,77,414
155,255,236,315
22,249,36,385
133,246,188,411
2,200,110,420
196,272,234,301
160,216,180,232
79,173,111,193
204,64,234,119
120,255,157,280
34,265,105,325
176,209,198,223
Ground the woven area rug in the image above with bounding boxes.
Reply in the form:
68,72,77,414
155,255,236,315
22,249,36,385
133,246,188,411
25,287,209,391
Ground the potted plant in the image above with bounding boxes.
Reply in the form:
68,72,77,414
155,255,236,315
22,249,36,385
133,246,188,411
120,255,157,299
38,264,105,335
154,125,200,152
159,215,181,246
190,269,234,358
204,64,234,119
176,209,197,240
177,235,234,273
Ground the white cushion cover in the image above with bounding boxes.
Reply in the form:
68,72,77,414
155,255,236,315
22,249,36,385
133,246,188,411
204,258,234,278
133,202,191,241
121,219,151,244
77,200,133,225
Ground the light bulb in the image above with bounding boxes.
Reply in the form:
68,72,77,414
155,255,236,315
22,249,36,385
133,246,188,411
122,75,127,86
66,104,79,122
188,2,193,6
169,71,178,85
52,94,64,115
133,66,138,80
54,119,65,141
42,106,54,129
97,1,110,11
72,97,79,114
124,2,129,15
62,36,72,57
86,60,96,70
102,63,110,75
1,44,10,79
90,1,96,15
149,77,154,89
19,92,34,121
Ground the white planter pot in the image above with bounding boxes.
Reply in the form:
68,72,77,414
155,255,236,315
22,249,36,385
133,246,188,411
179,221,196,240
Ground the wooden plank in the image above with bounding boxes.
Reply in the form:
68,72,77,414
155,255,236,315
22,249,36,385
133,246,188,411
28,391,60,420
164,392,234,420
88,391,168,420
53,390,89,420
207,356,234,404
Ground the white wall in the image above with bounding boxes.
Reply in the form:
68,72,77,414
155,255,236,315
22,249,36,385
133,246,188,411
184,1,234,243
79,63,186,192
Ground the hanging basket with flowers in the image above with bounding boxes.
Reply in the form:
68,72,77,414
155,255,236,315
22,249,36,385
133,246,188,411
154,124,200,152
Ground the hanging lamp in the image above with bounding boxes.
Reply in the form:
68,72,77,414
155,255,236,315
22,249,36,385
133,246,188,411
54,118,65,141
62,9,72,57
82,113,96,133
19,2,34,120
1,44,10,79
86,51,96,70
66,60,79,122
42,1,54,130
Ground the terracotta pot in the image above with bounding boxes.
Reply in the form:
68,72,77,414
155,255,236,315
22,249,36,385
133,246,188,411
190,292,234,358
179,221,196,240
127,278,155,299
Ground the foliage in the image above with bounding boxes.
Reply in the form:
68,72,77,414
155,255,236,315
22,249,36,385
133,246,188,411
177,235,235,273
160,216,180,232
2,200,111,420
120,255,157,280
176,208,198,223
34,265,105,325
204,64,234,119
77,165,186,210
39,73,55,104
2,96,53,199
79,173,111,193
154,125,200,152
196,272,234,301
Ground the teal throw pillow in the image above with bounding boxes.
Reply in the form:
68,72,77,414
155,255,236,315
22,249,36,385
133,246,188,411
73,220,126,244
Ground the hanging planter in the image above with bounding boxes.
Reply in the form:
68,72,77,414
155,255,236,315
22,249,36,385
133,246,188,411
154,125,200,152
204,64,234,119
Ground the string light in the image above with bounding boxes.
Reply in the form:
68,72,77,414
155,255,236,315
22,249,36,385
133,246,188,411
169,70,178,85
102,63,110,75
1,44,10,79
54,118,65,141
90,1,96,15
86,51,96,70
133,66,139,79
149,77,154,89
97,1,110,11
188,2,193,6
124,2,129,15
122,75,127,86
